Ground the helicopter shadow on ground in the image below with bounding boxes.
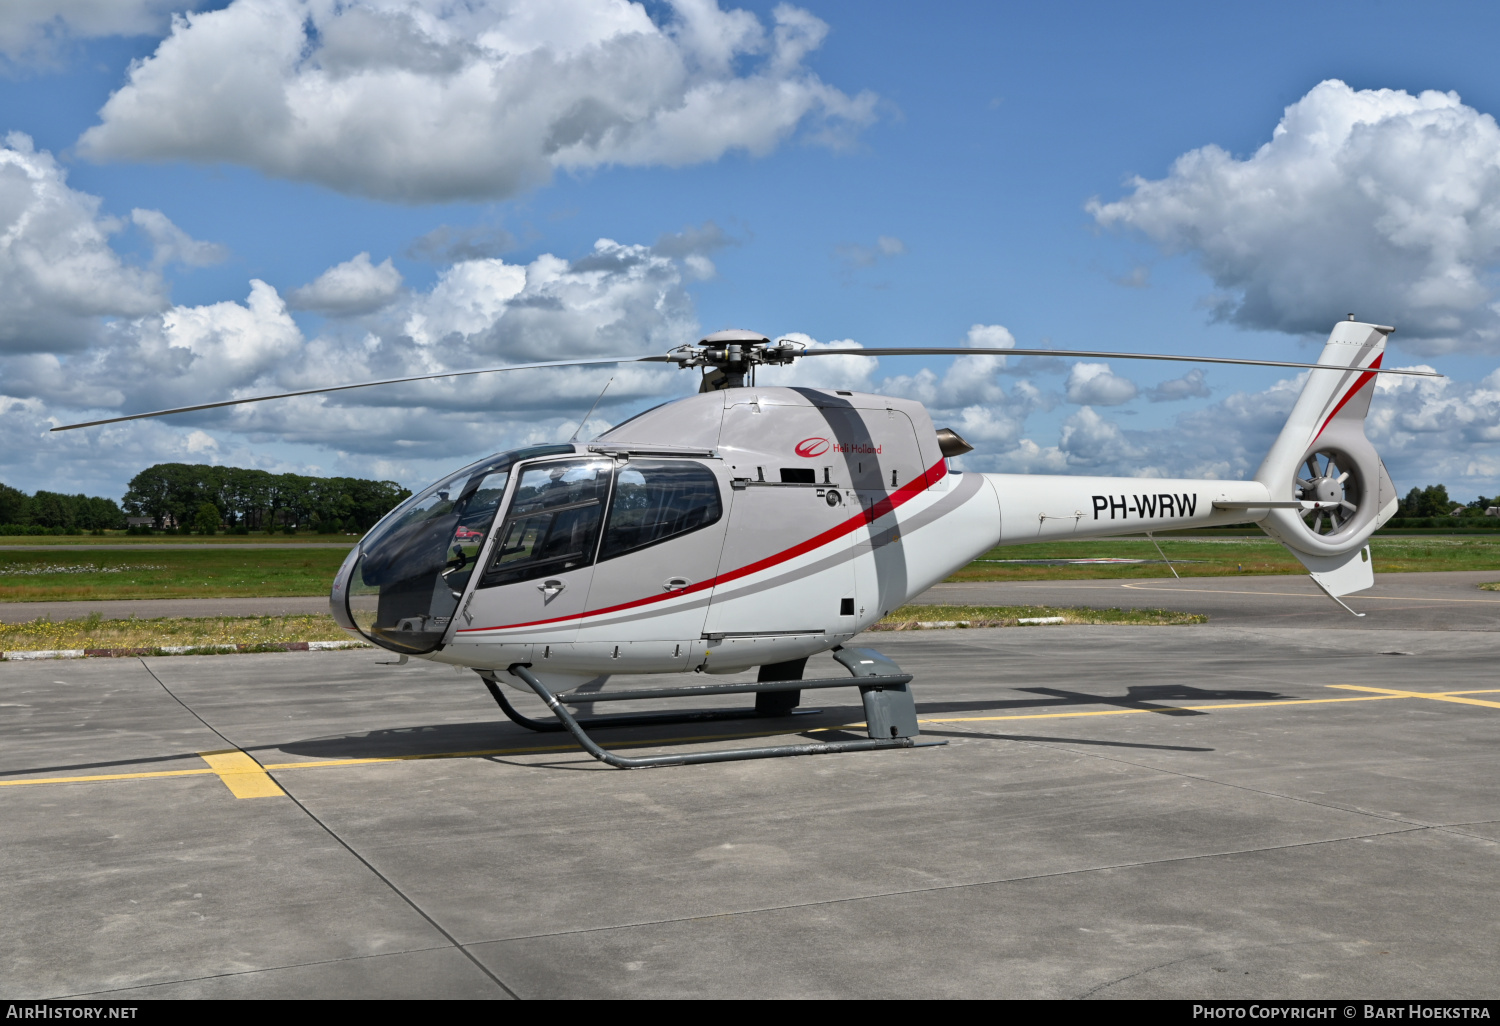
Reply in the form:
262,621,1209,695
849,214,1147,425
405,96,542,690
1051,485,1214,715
268,704,856,761
916,730,1214,753
268,719,547,761
908,683,1298,719
0,750,220,778
268,684,1285,763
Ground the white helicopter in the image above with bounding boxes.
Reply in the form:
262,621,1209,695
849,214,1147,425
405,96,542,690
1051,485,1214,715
57,318,1437,768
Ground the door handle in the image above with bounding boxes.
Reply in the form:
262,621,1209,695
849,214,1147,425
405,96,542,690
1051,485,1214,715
538,579,565,602
663,577,691,592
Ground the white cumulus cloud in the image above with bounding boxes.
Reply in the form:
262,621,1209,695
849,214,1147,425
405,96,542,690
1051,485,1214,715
1065,361,1138,406
1366,366,1500,494
1144,367,1210,403
0,133,165,352
77,0,877,204
762,323,1051,460
287,252,404,316
1090,79,1500,352
755,333,875,391
4,237,701,481
0,0,200,61
1058,406,1146,471
129,207,229,270
877,323,1016,408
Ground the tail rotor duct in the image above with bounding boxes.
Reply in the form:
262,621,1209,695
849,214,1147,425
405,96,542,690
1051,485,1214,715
1294,449,1363,539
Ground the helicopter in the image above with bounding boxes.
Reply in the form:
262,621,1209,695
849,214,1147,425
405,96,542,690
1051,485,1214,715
55,318,1438,768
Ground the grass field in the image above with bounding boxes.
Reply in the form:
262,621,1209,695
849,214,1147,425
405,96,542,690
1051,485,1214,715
0,606,1200,653
0,534,356,545
948,535,1500,581
2,535,1497,604
874,604,1204,628
0,547,351,602
0,613,354,652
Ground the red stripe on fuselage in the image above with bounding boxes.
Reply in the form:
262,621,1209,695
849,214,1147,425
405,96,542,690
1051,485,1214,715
458,458,950,634
1312,352,1382,444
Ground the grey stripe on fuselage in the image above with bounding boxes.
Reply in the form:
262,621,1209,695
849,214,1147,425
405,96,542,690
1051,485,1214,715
854,471,985,557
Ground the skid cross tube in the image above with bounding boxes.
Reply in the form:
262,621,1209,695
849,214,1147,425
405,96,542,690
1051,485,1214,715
504,663,940,769
555,673,913,703
478,671,913,732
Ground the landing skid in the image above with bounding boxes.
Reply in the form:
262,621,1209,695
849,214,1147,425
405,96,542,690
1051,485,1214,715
479,675,824,732
480,647,945,769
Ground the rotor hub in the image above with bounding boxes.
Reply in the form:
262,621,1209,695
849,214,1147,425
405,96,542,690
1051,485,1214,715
671,329,803,388
1306,476,1345,505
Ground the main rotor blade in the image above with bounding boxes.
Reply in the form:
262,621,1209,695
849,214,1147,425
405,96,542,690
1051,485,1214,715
799,347,1444,377
49,354,674,432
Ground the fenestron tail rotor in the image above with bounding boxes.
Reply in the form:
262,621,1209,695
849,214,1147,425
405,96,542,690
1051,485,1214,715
49,329,1443,432
1294,449,1362,537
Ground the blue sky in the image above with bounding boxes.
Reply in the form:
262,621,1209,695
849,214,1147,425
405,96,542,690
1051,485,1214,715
3,0,1500,502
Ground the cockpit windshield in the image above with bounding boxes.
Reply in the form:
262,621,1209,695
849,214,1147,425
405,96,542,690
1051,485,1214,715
347,444,573,654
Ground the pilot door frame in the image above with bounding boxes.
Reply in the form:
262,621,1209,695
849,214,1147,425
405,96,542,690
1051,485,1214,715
440,450,734,654
439,452,613,647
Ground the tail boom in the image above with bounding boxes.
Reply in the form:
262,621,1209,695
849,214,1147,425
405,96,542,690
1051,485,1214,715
984,474,1272,545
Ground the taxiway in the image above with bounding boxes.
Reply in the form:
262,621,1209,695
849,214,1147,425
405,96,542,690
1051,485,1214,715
2,600,1497,998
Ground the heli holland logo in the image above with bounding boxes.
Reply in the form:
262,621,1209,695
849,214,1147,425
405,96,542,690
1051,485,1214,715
794,437,882,457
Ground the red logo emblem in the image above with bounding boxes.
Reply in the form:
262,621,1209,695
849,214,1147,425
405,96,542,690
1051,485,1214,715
795,437,830,458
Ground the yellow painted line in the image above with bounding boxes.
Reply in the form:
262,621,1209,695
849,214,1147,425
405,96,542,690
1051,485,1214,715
917,694,1403,725
198,749,286,798
0,731,807,789
1329,685,1500,710
260,727,836,771
0,767,217,787
6,685,1500,792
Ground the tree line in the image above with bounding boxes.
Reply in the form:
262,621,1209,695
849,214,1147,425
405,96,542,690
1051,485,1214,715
2,468,1493,536
121,464,412,534
1384,484,1499,528
0,464,412,535
0,484,126,533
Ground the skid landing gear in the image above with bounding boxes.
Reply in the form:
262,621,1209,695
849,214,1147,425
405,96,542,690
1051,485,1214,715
478,647,944,769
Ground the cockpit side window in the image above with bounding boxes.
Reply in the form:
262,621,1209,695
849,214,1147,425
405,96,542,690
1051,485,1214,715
599,460,722,562
345,443,572,655
480,459,613,588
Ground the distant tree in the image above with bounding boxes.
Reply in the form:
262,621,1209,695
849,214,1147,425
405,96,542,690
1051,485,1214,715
76,495,125,530
122,462,410,533
1,485,123,529
0,483,30,525
30,491,77,529
192,501,221,534
123,464,206,528
343,478,411,532
226,469,273,530
276,473,313,531
1400,484,1452,518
